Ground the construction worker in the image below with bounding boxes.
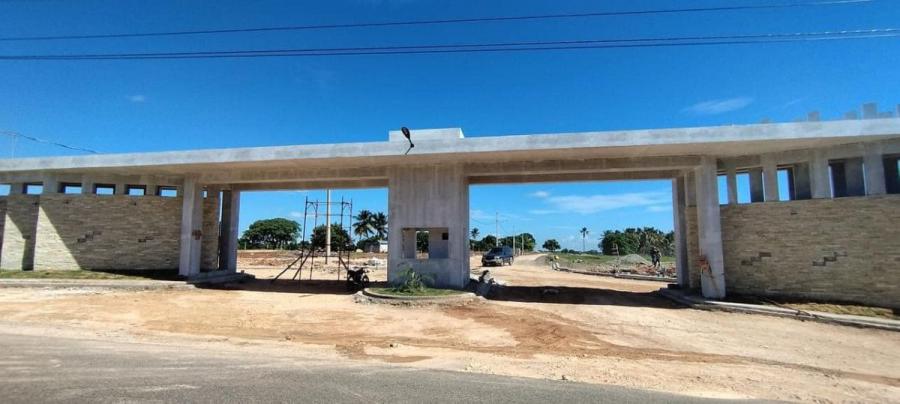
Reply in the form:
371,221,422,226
650,247,661,273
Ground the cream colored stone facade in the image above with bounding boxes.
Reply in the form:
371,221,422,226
720,195,900,308
0,194,221,272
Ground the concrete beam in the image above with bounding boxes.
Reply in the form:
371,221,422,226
694,157,726,299
464,156,700,177
863,143,886,195
468,170,682,185
233,179,388,192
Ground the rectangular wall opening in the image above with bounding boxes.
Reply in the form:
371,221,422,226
94,184,115,195
126,185,146,196
736,172,751,204
157,186,177,197
885,155,900,194
401,227,449,260
60,183,82,194
24,183,43,195
777,167,793,201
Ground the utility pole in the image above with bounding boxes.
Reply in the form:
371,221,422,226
325,189,331,264
495,211,499,248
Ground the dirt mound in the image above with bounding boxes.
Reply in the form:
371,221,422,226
619,254,649,265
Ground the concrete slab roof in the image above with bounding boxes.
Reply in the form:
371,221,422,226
1,118,899,178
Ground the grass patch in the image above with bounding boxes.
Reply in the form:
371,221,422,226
726,295,898,320
368,287,464,297
0,269,181,281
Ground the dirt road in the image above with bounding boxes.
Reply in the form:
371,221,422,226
1,254,898,402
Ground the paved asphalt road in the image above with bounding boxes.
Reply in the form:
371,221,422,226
0,331,756,403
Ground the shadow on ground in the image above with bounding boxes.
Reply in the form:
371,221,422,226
485,284,683,308
202,278,387,296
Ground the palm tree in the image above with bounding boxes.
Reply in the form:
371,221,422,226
353,210,374,239
470,228,480,251
580,227,589,252
371,212,388,240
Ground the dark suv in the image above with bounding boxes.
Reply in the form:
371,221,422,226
481,246,514,266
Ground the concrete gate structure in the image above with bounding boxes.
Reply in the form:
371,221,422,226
1,115,899,307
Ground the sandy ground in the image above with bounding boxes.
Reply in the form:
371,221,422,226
1,254,898,402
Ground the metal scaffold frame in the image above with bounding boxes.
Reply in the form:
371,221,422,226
272,195,353,283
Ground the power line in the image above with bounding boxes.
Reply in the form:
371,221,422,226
0,0,871,42
0,131,100,156
0,29,895,61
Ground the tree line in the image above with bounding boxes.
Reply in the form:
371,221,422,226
541,227,675,256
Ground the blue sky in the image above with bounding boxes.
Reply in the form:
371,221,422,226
1,1,898,250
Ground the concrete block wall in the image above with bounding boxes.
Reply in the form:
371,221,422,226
720,195,900,308
0,195,40,270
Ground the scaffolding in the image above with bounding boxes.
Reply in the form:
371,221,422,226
272,195,353,283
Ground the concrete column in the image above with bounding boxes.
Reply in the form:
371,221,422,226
844,158,865,196
325,189,331,264
9,182,24,195
178,176,203,277
42,174,59,194
115,183,128,195
694,157,726,299
810,150,831,198
672,176,689,287
218,189,240,272
863,143,886,195
762,156,779,202
725,165,738,205
684,171,696,207
748,168,764,202
81,176,94,195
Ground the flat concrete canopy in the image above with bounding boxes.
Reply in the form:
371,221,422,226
2,119,900,190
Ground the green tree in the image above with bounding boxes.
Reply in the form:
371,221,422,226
352,209,375,239
470,227,480,251
579,227,590,252
310,224,353,251
239,218,300,250
416,231,429,252
542,239,561,252
371,212,388,240
498,233,537,251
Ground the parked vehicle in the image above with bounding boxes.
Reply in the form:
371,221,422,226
481,246,514,266
346,266,370,290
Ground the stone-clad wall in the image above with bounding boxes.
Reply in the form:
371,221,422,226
201,195,221,270
683,207,701,289
3,193,224,272
0,195,40,270
33,194,183,270
720,195,900,308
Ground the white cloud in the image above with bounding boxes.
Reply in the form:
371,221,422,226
529,190,550,198
127,94,146,103
289,211,305,218
532,191,671,215
683,97,753,115
470,209,530,222
646,205,672,213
